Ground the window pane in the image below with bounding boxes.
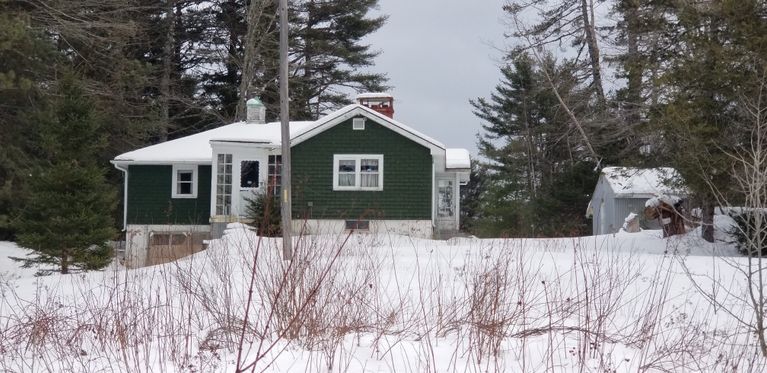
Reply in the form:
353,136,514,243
178,171,192,182
178,182,192,195
338,173,355,186
338,160,355,172
360,173,378,187
241,161,259,188
360,159,378,172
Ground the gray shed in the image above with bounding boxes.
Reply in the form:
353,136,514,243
586,167,687,235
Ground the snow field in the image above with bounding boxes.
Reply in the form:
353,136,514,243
0,223,764,372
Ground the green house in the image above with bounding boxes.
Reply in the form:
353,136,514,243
112,93,470,267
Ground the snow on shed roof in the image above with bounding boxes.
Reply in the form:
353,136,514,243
113,121,316,164
601,167,686,197
446,148,470,169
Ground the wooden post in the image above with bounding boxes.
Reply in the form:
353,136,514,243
278,0,292,260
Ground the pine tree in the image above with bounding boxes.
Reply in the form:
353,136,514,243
14,75,117,274
289,0,388,119
658,0,767,242
201,0,388,122
470,53,597,237
0,13,58,240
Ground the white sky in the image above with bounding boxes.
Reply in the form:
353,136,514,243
364,1,510,156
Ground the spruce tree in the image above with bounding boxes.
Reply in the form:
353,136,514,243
14,74,117,274
658,0,766,242
289,0,388,119
0,13,58,240
471,53,597,237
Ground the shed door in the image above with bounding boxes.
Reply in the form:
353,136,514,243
437,179,456,230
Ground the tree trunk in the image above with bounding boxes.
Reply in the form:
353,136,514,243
624,0,642,124
158,0,176,143
580,0,605,105
702,200,715,243
236,0,268,120
60,249,69,274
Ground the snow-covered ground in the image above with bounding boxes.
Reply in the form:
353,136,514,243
1,217,764,372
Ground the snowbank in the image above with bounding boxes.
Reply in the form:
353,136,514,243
0,223,760,372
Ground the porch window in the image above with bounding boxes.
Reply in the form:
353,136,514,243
171,164,198,198
267,155,281,196
438,180,454,217
332,154,383,191
216,153,233,215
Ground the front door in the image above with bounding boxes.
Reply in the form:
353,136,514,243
239,160,262,216
436,179,456,231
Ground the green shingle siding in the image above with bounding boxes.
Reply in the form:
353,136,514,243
126,165,211,225
291,117,432,220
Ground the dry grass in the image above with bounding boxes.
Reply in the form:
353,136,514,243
0,229,765,372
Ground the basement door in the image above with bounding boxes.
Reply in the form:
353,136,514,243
436,178,457,231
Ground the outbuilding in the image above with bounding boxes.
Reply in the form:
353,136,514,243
586,167,687,235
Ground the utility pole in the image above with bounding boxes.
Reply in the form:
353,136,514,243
278,0,292,260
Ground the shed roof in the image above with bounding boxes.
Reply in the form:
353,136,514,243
601,167,686,197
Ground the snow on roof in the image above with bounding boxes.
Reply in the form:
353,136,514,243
114,103,448,164
602,167,686,197
113,121,317,163
446,148,470,169
645,194,681,208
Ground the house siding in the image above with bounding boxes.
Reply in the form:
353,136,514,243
126,165,211,225
291,117,432,220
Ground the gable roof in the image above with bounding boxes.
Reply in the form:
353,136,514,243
113,104,448,164
600,167,686,197
290,104,446,153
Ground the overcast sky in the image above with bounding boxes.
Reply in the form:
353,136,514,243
363,1,509,156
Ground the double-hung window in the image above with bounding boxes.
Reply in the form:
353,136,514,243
332,154,383,191
172,164,198,198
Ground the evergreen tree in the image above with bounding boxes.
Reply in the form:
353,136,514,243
289,0,389,119
470,53,597,237
0,13,58,239
459,161,488,233
657,0,767,242
201,0,388,122
14,75,117,274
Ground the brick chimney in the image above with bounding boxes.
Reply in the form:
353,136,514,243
356,93,394,118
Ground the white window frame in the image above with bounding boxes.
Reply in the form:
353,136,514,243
352,117,366,130
332,154,383,191
171,164,198,198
